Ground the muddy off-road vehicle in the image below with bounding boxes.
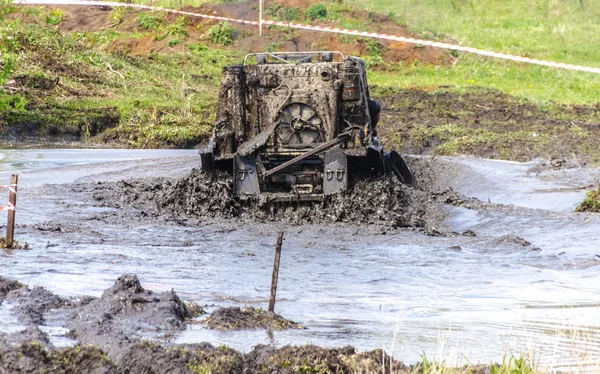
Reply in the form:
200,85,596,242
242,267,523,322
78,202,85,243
200,51,414,202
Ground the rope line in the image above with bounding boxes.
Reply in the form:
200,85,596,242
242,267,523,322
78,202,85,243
14,0,600,74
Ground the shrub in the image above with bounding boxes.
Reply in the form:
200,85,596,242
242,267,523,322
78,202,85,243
188,43,208,52
136,12,164,31
45,9,63,25
207,22,233,45
0,53,15,85
0,0,15,20
109,7,127,26
266,4,299,22
155,16,187,41
305,3,327,21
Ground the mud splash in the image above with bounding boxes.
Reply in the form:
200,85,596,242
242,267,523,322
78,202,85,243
92,168,445,231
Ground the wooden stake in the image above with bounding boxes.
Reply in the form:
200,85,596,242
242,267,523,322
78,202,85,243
259,0,264,36
6,174,18,249
268,231,283,312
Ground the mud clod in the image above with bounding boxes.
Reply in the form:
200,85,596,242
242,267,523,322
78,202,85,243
493,235,532,247
204,307,302,330
5,286,68,325
0,275,25,298
67,274,190,359
0,341,115,374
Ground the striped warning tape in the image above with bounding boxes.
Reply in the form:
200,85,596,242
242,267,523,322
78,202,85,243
13,0,600,75
0,202,15,211
0,185,18,194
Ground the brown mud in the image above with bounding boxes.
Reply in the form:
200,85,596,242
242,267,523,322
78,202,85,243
204,306,303,330
378,88,600,165
89,167,449,233
0,274,466,374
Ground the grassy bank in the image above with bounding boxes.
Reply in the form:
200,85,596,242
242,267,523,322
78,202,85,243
103,0,600,104
1,340,554,374
0,6,238,147
350,0,600,104
1,0,599,156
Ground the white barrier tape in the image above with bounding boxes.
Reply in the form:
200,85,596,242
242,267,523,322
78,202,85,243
0,202,15,211
0,184,18,194
14,0,600,75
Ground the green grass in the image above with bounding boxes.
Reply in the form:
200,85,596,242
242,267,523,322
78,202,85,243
368,56,600,105
0,19,240,147
576,185,600,212
349,0,600,66
350,0,600,104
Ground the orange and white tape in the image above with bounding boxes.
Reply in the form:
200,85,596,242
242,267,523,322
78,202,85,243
0,184,18,194
0,202,15,211
14,0,600,75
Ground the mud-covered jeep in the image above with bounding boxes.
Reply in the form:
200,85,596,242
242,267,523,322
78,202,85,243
200,51,413,202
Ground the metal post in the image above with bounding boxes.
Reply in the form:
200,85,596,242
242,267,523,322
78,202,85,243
5,174,18,248
259,0,264,36
268,231,283,312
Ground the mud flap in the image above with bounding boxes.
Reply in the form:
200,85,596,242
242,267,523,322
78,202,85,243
323,146,347,195
367,147,385,176
385,151,415,186
199,152,214,171
234,154,260,196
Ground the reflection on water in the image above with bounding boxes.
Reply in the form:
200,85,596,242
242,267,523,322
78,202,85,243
0,149,197,173
0,151,599,370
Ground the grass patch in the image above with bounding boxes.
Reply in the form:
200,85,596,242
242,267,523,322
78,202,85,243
0,19,240,147
207,21,234,45
368,56,600,105
349,0,600,66
576,185,600,212
349,0,600,105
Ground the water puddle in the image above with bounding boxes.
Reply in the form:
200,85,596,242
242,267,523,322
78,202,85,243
0,150,599,370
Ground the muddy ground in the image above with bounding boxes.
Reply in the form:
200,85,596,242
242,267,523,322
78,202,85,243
0,155,505,373
89,165,450,232
377,88,600,165
4,151,599,372
0,274,417,373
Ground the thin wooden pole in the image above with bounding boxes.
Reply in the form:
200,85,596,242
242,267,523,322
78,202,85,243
6,174,18,249
259,0,264,36
268,231,283,312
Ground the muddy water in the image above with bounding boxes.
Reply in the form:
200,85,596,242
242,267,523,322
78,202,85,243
0,150,599,371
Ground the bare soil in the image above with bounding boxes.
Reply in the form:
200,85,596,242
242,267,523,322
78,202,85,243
44,2,450,65
378,88,600,165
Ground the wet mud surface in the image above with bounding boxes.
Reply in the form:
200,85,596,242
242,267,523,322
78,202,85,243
90,168,446,232
204,307,303,331
0,274,420,374
1,151,600,372
378,89,600,165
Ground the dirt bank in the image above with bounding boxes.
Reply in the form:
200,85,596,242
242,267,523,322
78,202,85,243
378,88,600,165
0,340,421,373
0,273,454,374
